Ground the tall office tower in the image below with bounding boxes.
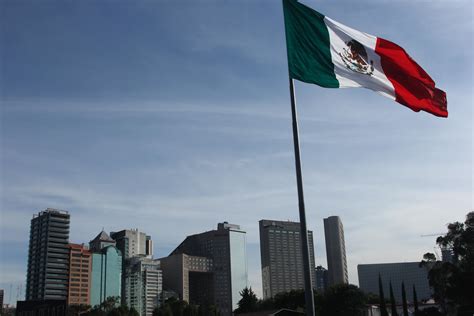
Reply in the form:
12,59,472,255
315,266,328,293
160,222,247,316
324,216,348,286
68,244,92,305
124,257,162,316
26,208,70,300
110,229,153,259
259,220,316,299
89,231,123,307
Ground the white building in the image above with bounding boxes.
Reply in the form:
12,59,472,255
125,256,163,316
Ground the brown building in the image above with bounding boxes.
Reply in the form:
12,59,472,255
68,244,92,305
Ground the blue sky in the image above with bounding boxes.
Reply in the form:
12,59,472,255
0,0,472,303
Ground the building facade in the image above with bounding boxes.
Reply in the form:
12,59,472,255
259,219,316,299
110,229,153,305
358,262,432,303
315,266,328,293
110,229,152,259
161,222,247,316
26,208,70,300
323,216,348,286
89,231,122,307
89,231,116,252
124,256,162,316
68,244,91,305
160,253,214,305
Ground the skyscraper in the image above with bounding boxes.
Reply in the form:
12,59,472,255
161,222,247,316
110,229,153,305
124,256,162,316
324,216,348,286
110,229,153,259
68,244,92,305
26,208,70,300
89,231,122,307
259,220,316,299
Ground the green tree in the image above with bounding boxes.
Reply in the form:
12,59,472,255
378,275,389,316
401,282,408,316
389,281,398,316
273,289,305,310
413,285,419,316
321,284,367,316
420,212,474,315
67,304,91,316
234,287,258,314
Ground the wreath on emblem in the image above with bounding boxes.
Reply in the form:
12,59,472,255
339,40,374,76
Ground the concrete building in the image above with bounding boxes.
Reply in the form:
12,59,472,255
26,208,70,300
259,220,316,299
160,222,247,316
160,253,214,305
124,256,162,316
323,216,348,286
67,244,92,305
358,262,432,303
89,230,116,252
89,231,123,307
315,266,328,293
110,229,153,259
110,229,153,305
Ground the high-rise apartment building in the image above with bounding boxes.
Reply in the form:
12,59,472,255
89,231,122,307
110,229,153,259
125,257,162,316
68,244,92,305
161,222,247,316
259,219,316,299
324,216,348,286
26,208,70,300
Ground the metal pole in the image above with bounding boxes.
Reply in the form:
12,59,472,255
289,77,315,316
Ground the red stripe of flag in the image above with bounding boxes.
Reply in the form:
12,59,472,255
376,38,448,117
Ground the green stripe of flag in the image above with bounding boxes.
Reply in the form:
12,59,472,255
283,0,339,88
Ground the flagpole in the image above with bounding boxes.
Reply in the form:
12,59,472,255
288,77,315,316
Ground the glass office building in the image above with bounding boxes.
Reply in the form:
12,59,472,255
90,233,122,307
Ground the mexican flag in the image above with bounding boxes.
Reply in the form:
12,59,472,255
283,0,448,117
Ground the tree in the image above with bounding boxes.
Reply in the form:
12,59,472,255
389,281,398,316
420,212,474,316
234,287,258,314
378,275,389,316
321,284,367,316
413,285,419,316
67,304,91,316
401,282,408,316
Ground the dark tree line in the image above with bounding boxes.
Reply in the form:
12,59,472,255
234,284,368,316
419,211,474,316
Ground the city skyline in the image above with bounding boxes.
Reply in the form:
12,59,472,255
1,0,472,305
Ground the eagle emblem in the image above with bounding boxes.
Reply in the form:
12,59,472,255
339,39,374,75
